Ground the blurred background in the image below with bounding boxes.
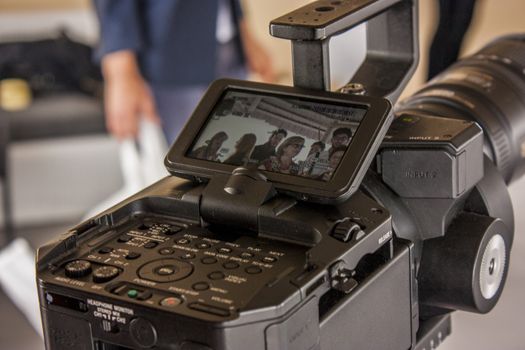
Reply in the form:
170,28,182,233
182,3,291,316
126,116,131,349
0,0,524,349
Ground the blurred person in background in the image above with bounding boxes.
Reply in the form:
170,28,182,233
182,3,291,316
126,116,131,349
94,0,275,145
428,0,478,79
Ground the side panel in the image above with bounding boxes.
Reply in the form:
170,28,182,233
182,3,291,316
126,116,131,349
41,308,94,350
319,245,413,350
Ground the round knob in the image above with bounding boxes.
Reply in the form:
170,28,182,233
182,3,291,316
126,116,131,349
93,266,120,283
130,318,158,348
64,260,92,278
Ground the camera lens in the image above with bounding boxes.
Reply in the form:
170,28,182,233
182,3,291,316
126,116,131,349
397,35,525,184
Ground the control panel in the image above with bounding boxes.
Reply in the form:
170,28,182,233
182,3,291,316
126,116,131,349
43,218,309,323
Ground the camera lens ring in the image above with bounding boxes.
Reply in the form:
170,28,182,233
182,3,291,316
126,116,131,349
398,35,525,184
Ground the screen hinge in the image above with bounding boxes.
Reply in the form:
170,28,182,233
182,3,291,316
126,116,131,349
200,168,322,246
200,168,277,232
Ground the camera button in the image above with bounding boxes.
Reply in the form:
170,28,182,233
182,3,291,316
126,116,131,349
144,241,159,249
223,262,239,270
331,220,363,243
159,248,175,255
117,235,132,243
354,230,366,241
111,284,128,295
127,289,139,298
201,257,217,264
192,282,210,291
137,290,153,301
208,271,225,280
245,266,263,274
126,252,141,260
155,265,177,276
98,247,113,254
64,260,92,278
93,266,120,283
139,259,193,282
160,297,183,308
180,252,196,260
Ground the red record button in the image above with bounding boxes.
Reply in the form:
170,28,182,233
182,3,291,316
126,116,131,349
160,297,182,307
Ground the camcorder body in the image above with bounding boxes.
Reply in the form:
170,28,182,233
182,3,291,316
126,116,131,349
36,1,525,349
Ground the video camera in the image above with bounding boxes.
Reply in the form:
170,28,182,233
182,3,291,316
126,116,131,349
36,0,525,349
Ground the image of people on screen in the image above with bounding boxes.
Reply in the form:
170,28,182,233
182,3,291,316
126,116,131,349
189,131,229,161
302,127,353,177
249,129,288,164
224,133,258,166
307,141,326,158
188,90,365,181
314,146,346,181
258,136,305,175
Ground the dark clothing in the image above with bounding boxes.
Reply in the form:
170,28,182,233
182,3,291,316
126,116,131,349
250,143,276,164
190,145,221,162
224,153,249,166
93,0,244,86
151,41,246,144
428,0,477,79
93,0,247,143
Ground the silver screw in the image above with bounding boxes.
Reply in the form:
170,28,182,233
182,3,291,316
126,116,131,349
339,83,366,95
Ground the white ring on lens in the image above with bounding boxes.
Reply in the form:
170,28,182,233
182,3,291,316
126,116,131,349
479,234,506,300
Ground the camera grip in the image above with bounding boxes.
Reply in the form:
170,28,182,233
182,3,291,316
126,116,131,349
270,0,418,102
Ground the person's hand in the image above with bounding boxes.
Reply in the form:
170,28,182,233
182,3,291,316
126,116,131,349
240,21,276,83
101,51,160,140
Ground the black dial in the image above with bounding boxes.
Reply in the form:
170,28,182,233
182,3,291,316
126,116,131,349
93,266,120,283
64,260,92,278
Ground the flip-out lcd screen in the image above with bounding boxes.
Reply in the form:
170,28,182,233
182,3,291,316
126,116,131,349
166,79,392,203
187,90,367,182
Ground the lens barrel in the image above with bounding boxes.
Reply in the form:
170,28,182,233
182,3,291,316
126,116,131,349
398,35,525,184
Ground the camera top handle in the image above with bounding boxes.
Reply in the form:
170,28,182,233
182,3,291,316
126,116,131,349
270,0,418,104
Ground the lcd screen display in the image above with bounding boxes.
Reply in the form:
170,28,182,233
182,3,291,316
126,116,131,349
187,90,367,181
